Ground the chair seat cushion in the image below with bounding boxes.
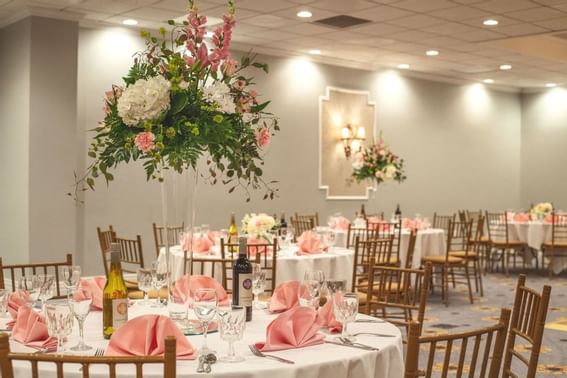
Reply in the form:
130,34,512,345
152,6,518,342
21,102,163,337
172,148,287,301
449,251,478,258
492,240,525,247
543,242,567,249
127,288,168,300
422,255,464,264
358,281,402,293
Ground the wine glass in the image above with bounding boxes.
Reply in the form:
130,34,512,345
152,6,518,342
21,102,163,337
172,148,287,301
137,268,153,305
193,288,218,355
17,276,37,307
217,306,246,363
323,232,336,253
167,275,190,328
37,274,55,313
0,289,9,317
45,300,74,352
298,272,322,308
326,279,347,295
61,265,82,291
327,215,337,228
68,286,92,351
333,292,359,342
151,260,168,308
252,264,266,309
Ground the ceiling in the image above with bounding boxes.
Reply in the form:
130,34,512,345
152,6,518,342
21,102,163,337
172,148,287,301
3,0,567,89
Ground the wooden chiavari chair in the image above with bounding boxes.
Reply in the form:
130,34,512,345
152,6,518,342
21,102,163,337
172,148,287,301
97,225,116,276
364,212,385,221
541,212,567,278
432,213,455,233
0,333,176,378
290,216,314,241
466,210,491,273
152,222,185,257
0,254,73,298
370,219,402,266
346,224,377,249
404,308,511,378
485,211,527,274
450,215,485,296
422,220,475,306
294,212,319,227
404,229,418,269
501,274,551,378
366,262,432,336
113,235,145,274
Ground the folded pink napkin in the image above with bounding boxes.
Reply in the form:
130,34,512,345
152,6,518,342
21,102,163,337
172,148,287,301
106,315,196,359
297,231,325,254
12,306,57,351
255,306,324,352
79,276,105,310
513,213,530,223
269,280,300,313
8,291,30,318
545,214,561,224
247,237,273,258
402,218,428,231
367,218,391,232
173,275,229,305
330,216,350,231
318,297,342,333
182,233,214,254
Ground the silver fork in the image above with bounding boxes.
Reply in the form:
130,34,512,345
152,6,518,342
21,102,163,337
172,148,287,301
94,348,105,357
352,332,395,338
339,337,379,351
248,344,295,364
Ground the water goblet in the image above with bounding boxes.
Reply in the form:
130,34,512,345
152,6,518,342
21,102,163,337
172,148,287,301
252,264,266,309
218,306,246,363
0,289,9,317
137,268,153,305
323,232,336,253
151,260,168,307
167,275,190,329
298,277,321,308
325,279,347,295
193,288,218,355
17,276,37,307
45,300,74,352
68,286,92,351
61,265,82,291
37,274,55,313
332,292,359,342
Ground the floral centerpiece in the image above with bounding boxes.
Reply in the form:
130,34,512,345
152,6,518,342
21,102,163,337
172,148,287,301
76,0,279,201
531,202,553,219
241,213,276,242
351,134,406,186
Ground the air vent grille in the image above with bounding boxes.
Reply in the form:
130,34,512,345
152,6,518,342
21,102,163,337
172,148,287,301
315,15,371,29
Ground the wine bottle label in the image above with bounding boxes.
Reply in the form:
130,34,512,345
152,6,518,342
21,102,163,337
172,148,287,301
112,298,128,330
238,273,253,307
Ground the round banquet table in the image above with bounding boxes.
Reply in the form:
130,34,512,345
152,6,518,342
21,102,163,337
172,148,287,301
5,304,404,378
159,245,355,289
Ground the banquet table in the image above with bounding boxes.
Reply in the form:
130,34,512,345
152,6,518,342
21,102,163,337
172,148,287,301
3,303,404,378
159,245,355,289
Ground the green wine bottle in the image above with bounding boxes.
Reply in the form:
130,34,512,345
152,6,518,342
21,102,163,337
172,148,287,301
103,244,128,339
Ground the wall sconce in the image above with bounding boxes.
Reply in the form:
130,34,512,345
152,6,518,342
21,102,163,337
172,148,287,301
340,124,366,158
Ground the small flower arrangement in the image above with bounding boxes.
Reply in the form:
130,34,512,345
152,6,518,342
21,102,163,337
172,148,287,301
75,0,279,201
241,213,276,241
350,134,406,186
531,202,553,218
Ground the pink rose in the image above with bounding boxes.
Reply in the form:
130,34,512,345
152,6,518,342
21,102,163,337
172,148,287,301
375,171,384,179
256,127,271,148
134,131,156,153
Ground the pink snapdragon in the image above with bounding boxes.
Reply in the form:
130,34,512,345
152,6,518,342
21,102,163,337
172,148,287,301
222,57,237,76
256,127,271,148
134,131,156,153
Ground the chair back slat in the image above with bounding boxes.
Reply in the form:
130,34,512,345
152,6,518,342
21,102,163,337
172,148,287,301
294,212,319,227
97,226,116,276
290,217,314,240
405,230,418,269
113,235,144,274
433,213,455,233
152,223,185,257
485,211,512,244
352,237,392,292
369,220,402,266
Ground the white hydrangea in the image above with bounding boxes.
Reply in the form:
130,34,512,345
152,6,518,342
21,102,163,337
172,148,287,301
384,164,397,180
352,152,364,170
203,81,236,114
117,75,171,126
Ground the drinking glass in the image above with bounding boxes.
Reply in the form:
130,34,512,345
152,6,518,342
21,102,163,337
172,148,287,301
45,300,74,352
167,275,190,328
218,306,246,363
193,288,218,355
323,232,336,253
201,224,210,235
137,268,153,305
37,274,55,313
61,265,82,291
68,286,92,351
326,279,347,295
0,289,9,317
333,292,359,341
18,276,40,305
327,215,337,228
252,264,266,309
298,276,321,308
151,260,168,308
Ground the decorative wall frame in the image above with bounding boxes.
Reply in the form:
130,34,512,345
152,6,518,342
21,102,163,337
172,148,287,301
319,86,376,200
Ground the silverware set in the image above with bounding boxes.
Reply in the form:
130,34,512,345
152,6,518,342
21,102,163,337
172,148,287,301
325,338,380,351
249,344,295,364
197,353,217,373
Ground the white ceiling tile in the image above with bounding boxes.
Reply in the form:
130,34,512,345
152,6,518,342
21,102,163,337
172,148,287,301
534,16,567,30
348,5,413,22
386,29,439,42
422,22,478,35
392,0,455,12
243,14,298,28
506,6,567,22
153,0,221,12
451,28,504,42
270,7,338,22
387,14,445,28
70,0,149,14
122,7,183,22
460,15,524,28
309,0,377,13
238,0,295,12
426,5,491,21
286,21,335,35
473,0,540,13
288,0,319,4
352,22,407,36
199,5,260,20
496,23,550,37
420,35,467,46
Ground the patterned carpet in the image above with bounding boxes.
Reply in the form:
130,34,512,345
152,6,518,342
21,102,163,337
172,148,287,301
419,269,567,376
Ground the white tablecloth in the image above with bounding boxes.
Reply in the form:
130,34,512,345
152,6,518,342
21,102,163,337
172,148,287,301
159,246,355,289
5,304,404,378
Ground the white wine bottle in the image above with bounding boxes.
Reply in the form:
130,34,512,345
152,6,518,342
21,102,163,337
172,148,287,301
228,212,238,253
103,244,128,339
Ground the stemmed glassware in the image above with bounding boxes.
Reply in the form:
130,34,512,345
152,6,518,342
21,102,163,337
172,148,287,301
0,289,9,317
193,288,218,355
151,260,168,307
37,274,55,313
167,274,190,328
217,306,246,363
298,271,324,308
18,276,40,307
323,232,336,253
61,265,82,291
333,292,359,342
45,300,74,352
137,268,153,305
252,264,266,309
68,286,92,351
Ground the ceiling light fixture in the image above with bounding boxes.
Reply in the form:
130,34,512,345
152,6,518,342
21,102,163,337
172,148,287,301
483,19,499,26
297,10,313,18
426,50,439,56
483,79,494,84
398,63,410,69
546,83,557,88
122,19,138,26
308,49,321,55
499,64,512,70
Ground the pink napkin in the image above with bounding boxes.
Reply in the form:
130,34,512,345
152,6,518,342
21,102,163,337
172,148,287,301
247,237,273,258
318,297,342,333
269,280,300,313
8,291,30,318
297,231,325,254
513,213,530,223
545,214,560,224
106,315,196,359
368,218,391,232
402,218,428,231
79,276,105,310
182,233,214,254
173,275,229,305
11,306,57,351
255,306,324,352
330,216,350,231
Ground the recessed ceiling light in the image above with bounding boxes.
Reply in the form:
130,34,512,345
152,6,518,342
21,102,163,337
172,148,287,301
483,19,499,26
426,50,439,56
499,64,512,70
308,49,321,55
546,83,557,87
297,10,313,18
398,63,410,69
483,79,494,84
122,19,138,26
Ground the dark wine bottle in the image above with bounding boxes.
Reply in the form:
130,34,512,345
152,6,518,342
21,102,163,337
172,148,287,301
360,204,366,218
232,236,253,321
280,213,287,230
394,204,402,224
